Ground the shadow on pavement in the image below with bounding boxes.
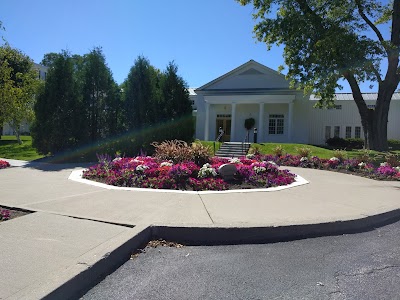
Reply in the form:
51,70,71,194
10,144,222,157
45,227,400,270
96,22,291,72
21,156,95,171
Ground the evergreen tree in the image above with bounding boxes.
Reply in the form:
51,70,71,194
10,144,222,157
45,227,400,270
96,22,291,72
124,56,161,130
31,51,83,154
162,61,193,120
81,47,120,141
160,61,194,140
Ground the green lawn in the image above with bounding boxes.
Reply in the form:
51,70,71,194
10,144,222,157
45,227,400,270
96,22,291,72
198,140,399,161
0,135,44,161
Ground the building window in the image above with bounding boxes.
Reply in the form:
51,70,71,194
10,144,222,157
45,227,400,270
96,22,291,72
325,126,331,141
38,70,41,80
216,114,231,118
269,114,284,135
355,126,361,139
334,126,340,137
335,105,342,110
367,104,375,109
345,126,352,138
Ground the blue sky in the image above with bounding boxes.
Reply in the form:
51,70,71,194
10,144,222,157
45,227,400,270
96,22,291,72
0,0,391,92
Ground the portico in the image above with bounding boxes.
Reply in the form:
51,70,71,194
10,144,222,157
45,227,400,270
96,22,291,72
203,95,295,142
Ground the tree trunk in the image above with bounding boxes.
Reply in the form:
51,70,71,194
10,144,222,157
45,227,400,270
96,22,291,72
368,86,394,151
10,122,22,145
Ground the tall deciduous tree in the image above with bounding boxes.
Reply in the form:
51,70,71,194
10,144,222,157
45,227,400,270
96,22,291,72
31,51,83,154
0,45,39,144
238,0,400,151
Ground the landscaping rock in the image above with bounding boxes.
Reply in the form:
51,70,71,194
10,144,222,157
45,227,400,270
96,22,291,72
218,164,237,181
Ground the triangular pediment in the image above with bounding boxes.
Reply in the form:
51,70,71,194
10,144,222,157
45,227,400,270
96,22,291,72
196,60,290,92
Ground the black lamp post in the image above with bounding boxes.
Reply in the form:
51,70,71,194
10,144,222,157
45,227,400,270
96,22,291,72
254,127,258,143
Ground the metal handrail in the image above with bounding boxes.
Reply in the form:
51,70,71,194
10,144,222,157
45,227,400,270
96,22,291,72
214,129,224,155
242,132,249,155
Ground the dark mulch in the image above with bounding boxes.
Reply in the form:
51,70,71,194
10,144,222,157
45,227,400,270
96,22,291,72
0,206,32,222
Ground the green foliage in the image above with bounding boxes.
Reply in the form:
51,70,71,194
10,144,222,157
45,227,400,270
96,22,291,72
296,146,312,158
332,149,348,161
31,51,84,154
244,118,255,130
326,137,365,149
81,47,122,142
238,0,400,151
124,56,160,130
123,56,194,151
388,139,400,150
272,145,284,157
32,49,124,155
0,45,39,143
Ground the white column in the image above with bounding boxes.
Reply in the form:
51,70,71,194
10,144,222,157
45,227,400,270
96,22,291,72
230,103,236,141
258,103,264,142
205,102,210,141
288,102,294,141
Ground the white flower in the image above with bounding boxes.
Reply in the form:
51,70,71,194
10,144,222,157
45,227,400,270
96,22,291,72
329,157,339,162
246,153,255,159
113,157,122,162
253,166,266,174
300,157,308,162
358,162,366,168
198,163,217,178
380,162,389,167
135,164,149,172
267,161,278,166
395,166,400,172
229,158,242,164
160,161,173,167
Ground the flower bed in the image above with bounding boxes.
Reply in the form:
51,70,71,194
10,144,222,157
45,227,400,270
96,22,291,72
0,160,10,169
247,154,400,181
83,156,297,191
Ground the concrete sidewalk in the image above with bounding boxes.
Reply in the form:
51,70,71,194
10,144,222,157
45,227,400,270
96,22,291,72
0,158,399,299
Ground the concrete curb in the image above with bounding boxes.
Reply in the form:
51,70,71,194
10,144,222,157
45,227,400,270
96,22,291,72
68,169,309,194
152,208,400,245
17,207,400,299
10,225,152,300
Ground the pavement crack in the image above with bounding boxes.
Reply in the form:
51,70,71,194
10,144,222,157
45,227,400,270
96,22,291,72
339,264,400,277
197,194,215,224
20,190,107,206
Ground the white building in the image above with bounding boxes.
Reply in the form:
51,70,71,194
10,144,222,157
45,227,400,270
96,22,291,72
191,60,400,145
2,63,48,135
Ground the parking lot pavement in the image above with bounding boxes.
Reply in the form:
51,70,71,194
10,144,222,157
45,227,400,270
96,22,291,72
83,219,400,300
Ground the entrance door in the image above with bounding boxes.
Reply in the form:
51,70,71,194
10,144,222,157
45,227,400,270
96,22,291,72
216,118,231,142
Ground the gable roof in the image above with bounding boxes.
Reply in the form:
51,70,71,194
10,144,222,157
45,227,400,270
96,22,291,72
195,60,288,91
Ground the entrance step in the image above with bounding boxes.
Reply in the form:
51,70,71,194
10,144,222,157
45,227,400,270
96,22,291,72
215,142,251,158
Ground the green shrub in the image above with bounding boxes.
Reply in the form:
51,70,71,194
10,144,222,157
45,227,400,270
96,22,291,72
345,138,364,149
388,140,400,150
356,149,374,163
272,145,284,157
385,153,400,167
333,149,347,161
326,137,347,149
151,140,193,163
296,146,312,158
191,141,211,166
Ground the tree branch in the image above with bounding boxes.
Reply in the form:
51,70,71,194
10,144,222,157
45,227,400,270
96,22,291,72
391,0,400,47
343,71,368,114
355,0,388,53
371,65,383,84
